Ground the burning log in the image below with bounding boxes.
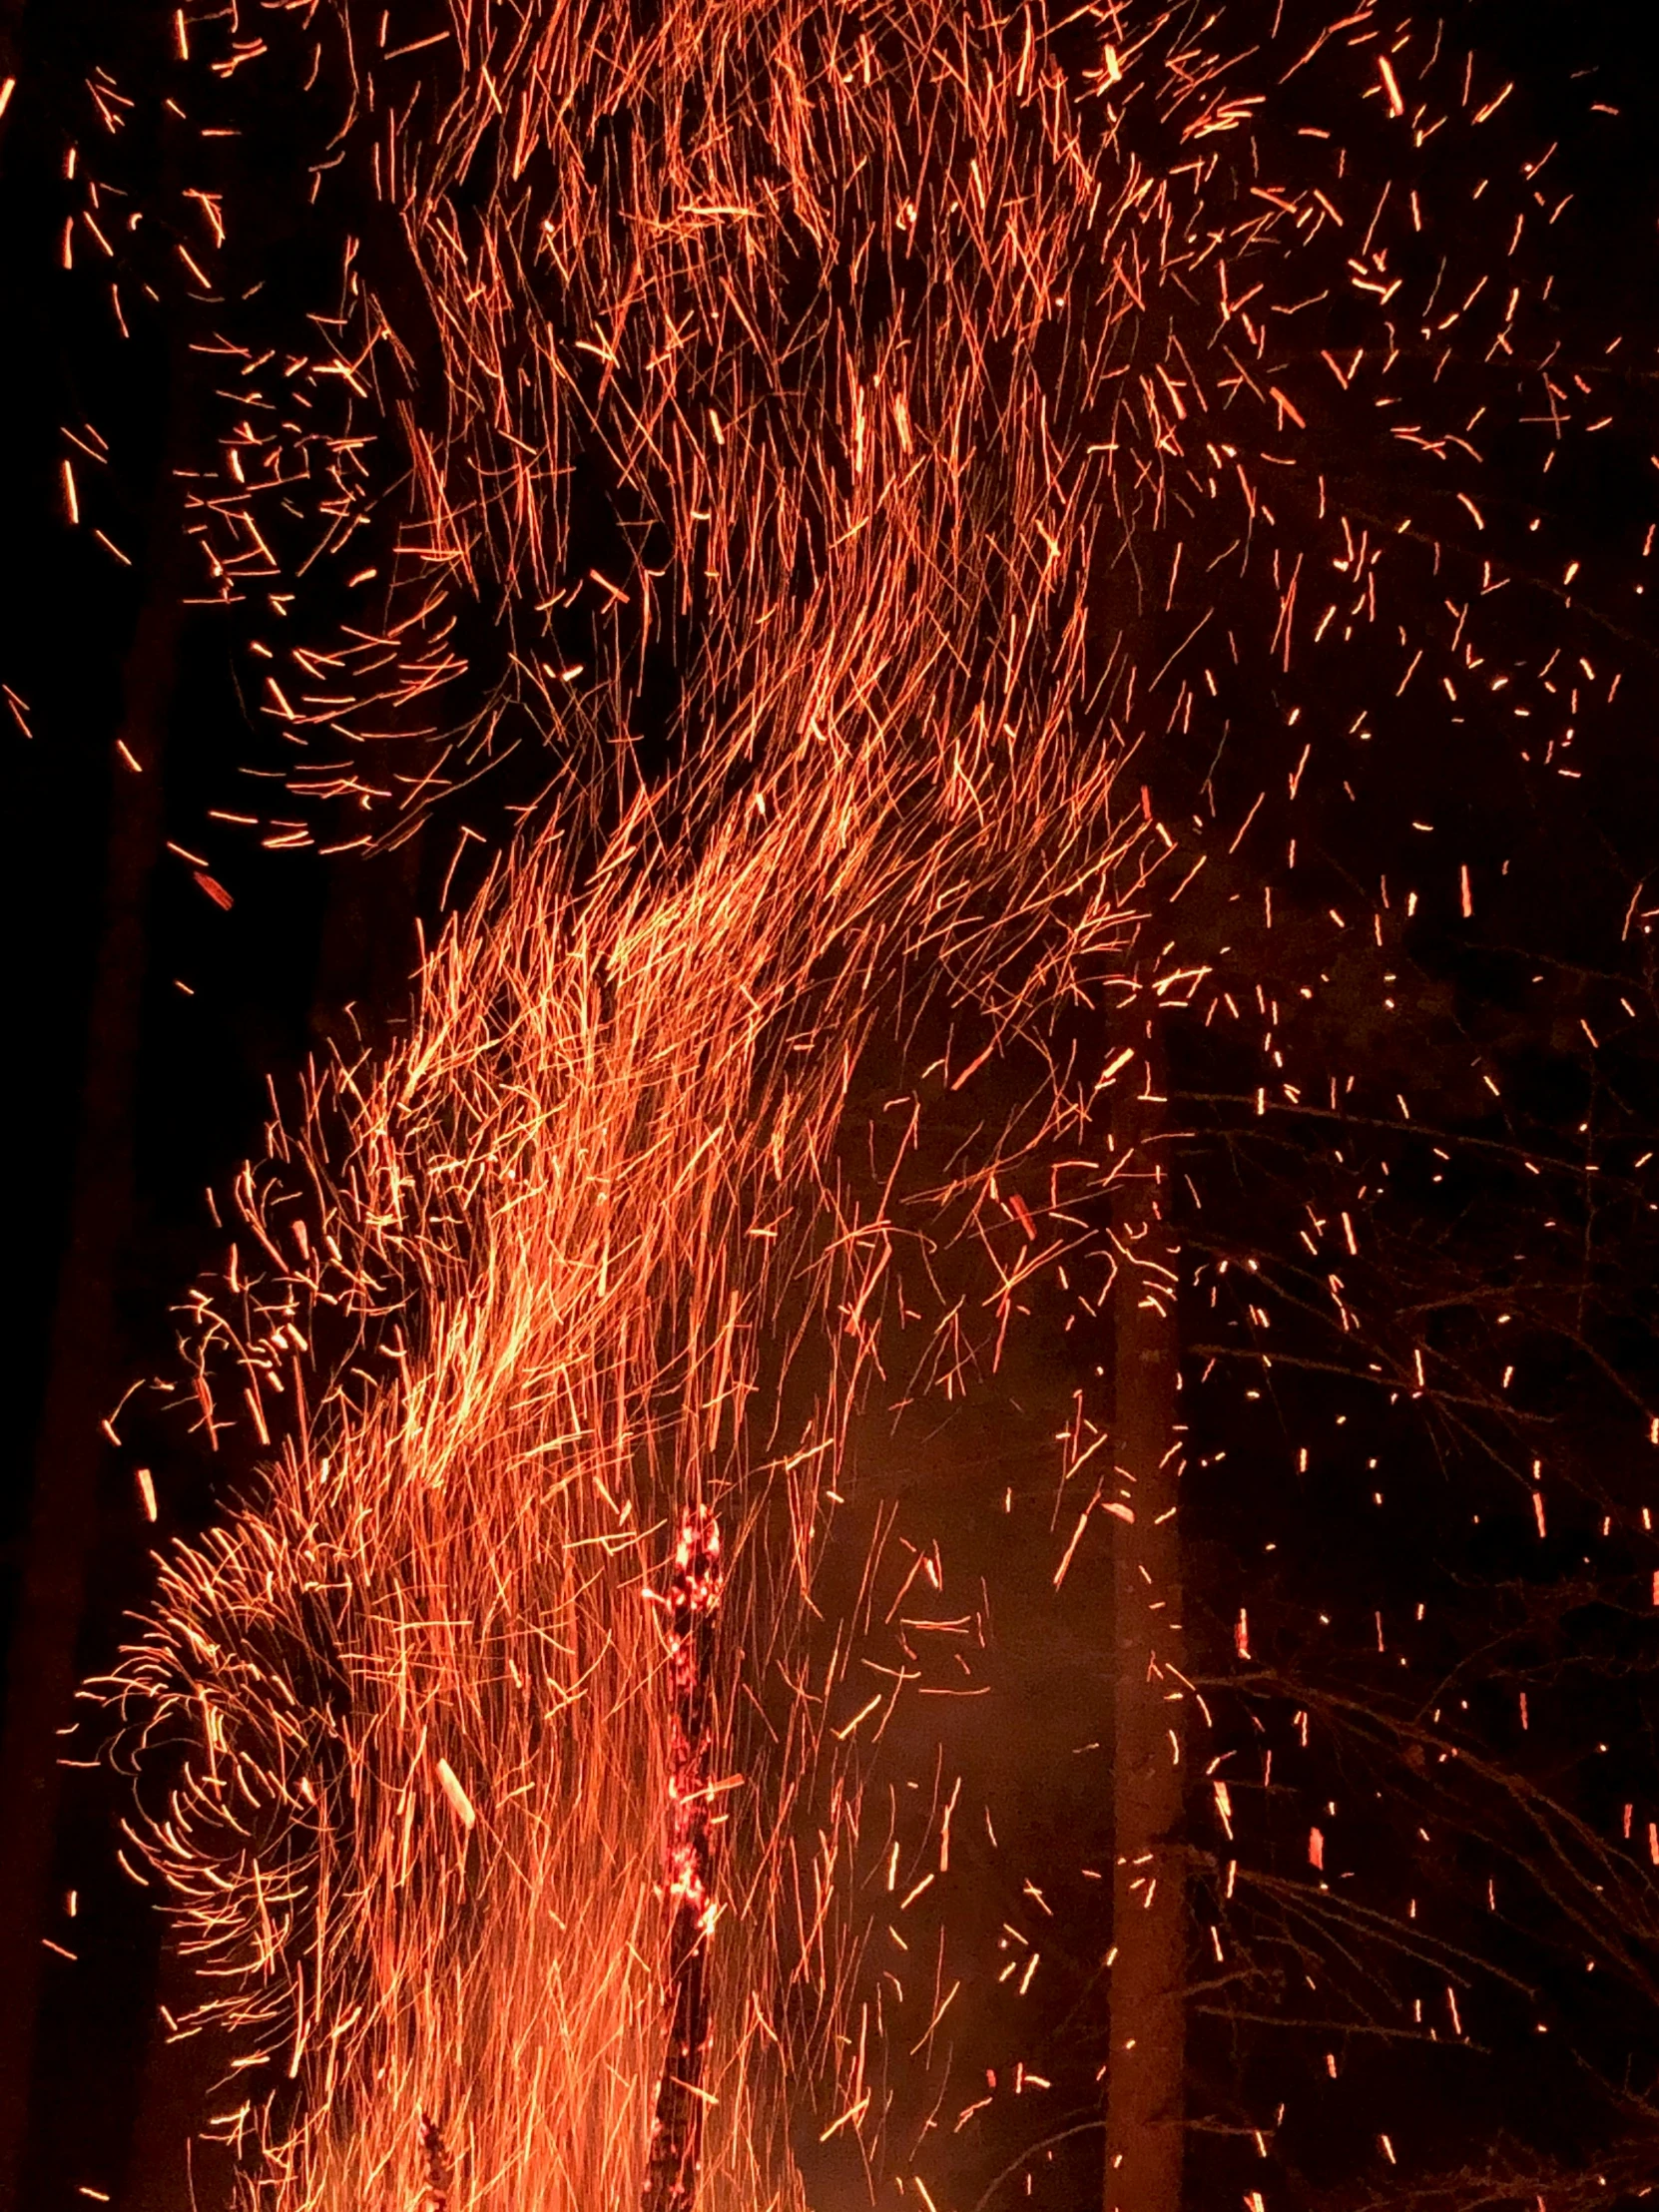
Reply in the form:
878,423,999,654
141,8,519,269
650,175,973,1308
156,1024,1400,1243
642,1508,724,2212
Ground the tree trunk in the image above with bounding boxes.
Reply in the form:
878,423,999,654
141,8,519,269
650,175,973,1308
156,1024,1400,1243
1105,1003,1185,2212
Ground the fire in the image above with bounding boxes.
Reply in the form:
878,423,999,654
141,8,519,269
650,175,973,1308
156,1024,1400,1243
106,685,1148,2211
70,0,1626,2204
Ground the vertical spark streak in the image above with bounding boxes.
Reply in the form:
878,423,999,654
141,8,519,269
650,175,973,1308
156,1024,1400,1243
643,1507,724,2212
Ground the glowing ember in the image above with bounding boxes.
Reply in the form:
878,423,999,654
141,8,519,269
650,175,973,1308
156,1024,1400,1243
642,1507,724,2212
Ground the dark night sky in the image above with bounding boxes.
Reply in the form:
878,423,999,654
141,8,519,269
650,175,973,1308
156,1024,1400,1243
0,14,431,2196
4,4,1659,2210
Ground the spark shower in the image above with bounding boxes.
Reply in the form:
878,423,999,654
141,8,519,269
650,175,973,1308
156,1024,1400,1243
24,2,1658,2209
